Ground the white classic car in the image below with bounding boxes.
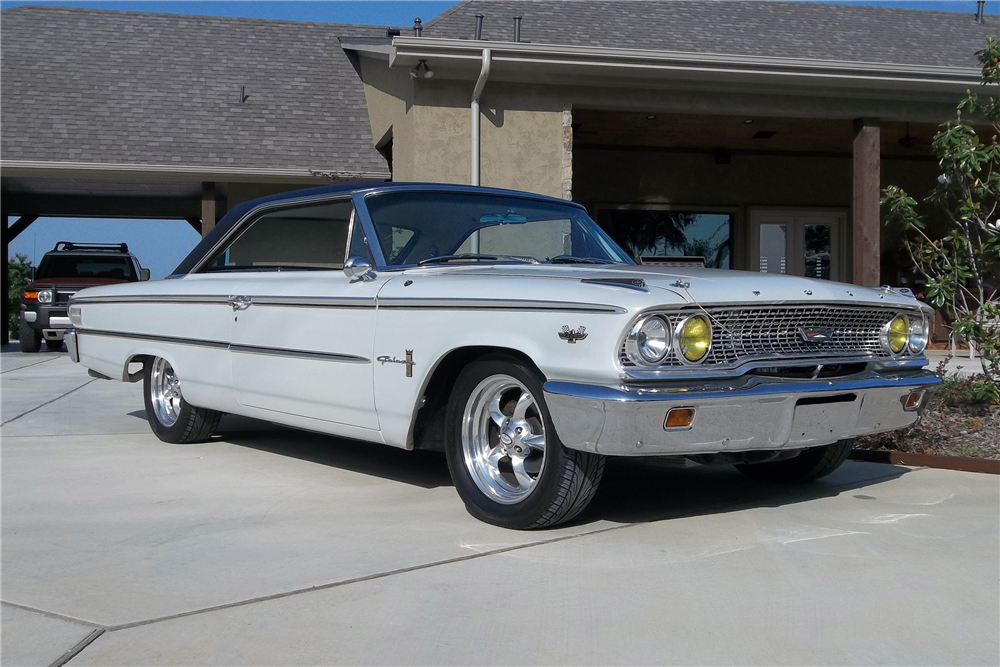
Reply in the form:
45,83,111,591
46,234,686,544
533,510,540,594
66,184,940,529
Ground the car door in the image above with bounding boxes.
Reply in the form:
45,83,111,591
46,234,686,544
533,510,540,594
212,197,386,430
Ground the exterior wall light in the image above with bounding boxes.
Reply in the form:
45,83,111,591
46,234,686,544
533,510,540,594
410,59,434,79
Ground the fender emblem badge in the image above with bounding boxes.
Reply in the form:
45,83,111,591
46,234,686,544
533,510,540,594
799,327,835,343
377,350,415,376
558,326,588,344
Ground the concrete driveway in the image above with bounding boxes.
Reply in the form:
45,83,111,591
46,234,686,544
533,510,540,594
2,347,998,666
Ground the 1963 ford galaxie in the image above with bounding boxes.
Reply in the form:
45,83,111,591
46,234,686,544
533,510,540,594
66,183,940,529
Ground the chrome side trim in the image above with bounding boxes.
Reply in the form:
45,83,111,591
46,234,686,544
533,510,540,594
75,328,230,350
377,298,625,313
74,328,371,364
70,294,230,305
230,344,370,364
251,296,377,309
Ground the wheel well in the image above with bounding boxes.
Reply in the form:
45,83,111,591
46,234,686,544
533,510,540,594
411,346,542,451
122,354,152,383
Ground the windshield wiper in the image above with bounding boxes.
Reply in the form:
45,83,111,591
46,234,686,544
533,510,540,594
418,253,538,266
548,255,614,265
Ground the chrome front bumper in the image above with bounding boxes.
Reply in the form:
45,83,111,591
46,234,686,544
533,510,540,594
65,328,80,363
543,371,941,457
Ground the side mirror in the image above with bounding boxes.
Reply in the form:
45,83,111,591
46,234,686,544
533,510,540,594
344,256,376,283
140,268,151,281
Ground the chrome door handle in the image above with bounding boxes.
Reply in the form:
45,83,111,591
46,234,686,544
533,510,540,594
228,296,252,311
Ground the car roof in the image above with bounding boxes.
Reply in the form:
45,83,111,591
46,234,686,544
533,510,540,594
171,182,583,276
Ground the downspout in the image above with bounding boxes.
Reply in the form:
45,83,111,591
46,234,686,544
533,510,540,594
470,48,491,252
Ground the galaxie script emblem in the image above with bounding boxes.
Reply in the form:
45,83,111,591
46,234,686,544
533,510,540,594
799,327,835,343
377,350,415,377
558,326,588,344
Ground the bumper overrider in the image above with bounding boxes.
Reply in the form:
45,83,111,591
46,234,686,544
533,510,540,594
543,370,941,456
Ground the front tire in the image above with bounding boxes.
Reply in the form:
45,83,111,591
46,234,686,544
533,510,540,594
736,438,855,483
18,321,41,352
143,357,221,444
444,355,605,529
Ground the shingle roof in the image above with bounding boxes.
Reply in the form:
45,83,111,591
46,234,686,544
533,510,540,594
0,5,391,175
423,0,991,69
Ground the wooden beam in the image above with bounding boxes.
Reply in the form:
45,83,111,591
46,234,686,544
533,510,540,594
201,182,216,238
7,214,39,241
0,194,200,219
852,117,881,287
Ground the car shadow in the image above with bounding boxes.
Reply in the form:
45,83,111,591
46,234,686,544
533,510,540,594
207,417,910,520
573,456,911,527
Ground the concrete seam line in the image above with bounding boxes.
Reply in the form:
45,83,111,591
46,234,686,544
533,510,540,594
105,524,632,632
1,600,105,629
0,378,96,426
0,355,62,374
48,628,105,667
102,465,905,633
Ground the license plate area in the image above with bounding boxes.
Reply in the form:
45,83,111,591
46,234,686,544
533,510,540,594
789,393,859,444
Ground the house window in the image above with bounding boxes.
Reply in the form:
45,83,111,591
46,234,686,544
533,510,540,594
599,209,732,269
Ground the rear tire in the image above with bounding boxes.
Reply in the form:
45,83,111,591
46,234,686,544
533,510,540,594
444,354,605,529
18,321,41,353
143,357,221,444
735,438,855,483
45,339,63,351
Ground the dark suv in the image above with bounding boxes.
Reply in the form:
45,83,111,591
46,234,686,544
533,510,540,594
19,242,149,352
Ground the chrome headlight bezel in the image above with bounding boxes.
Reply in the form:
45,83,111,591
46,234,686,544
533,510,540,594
625,315,672,366
36,289,53,304
673,314,713,365
908,313,929,355
880,314,910,357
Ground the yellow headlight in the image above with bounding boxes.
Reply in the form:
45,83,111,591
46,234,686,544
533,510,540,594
678,315,712,363
887,315,909,354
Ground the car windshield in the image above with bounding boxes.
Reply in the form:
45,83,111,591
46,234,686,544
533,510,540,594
35,254,135,281
363,191,633,267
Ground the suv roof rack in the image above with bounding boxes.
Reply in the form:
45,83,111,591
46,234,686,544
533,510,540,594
52,241,129,253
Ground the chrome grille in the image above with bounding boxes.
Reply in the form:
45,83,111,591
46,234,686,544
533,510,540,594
620,305,907,369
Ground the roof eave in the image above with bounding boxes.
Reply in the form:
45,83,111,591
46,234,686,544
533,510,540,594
0,160,391,183
355,36,983,92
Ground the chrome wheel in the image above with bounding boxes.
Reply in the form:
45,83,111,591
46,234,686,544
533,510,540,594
150,357,183,427
461,374,547,504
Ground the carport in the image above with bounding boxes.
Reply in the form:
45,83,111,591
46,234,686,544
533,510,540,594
1,5,393,343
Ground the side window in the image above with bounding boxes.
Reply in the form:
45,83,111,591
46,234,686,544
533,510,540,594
204,200,354,271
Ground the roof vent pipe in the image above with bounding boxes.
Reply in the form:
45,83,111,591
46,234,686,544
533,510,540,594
513,15,522,42
976,1,986,23
413,17,422,36
474,13,484,40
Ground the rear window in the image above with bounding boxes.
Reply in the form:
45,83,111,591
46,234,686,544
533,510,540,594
35,254,136,281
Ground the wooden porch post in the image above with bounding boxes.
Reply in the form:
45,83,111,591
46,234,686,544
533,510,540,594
201,182,216,238
852,117,881,287
2,213,8,345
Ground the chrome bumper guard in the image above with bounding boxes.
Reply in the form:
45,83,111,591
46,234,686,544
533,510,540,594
64,328,80,363
543,371,941,457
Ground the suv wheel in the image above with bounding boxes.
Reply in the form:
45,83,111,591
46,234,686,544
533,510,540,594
18,321,41,353
143,357,221,443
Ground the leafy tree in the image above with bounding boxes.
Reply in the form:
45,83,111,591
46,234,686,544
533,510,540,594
6,253,33,339
882,37,1000,393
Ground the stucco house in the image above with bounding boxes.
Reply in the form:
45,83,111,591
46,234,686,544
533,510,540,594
1,1,994,338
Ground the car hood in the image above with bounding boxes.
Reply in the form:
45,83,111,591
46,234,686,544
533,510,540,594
401,264,928,311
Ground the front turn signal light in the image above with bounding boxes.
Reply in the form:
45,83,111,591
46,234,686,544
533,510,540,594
664,407,696,430
22,290,39,302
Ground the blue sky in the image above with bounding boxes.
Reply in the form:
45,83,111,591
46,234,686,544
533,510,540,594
3,0,993,276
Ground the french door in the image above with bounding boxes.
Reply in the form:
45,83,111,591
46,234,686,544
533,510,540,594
750,211,845,281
